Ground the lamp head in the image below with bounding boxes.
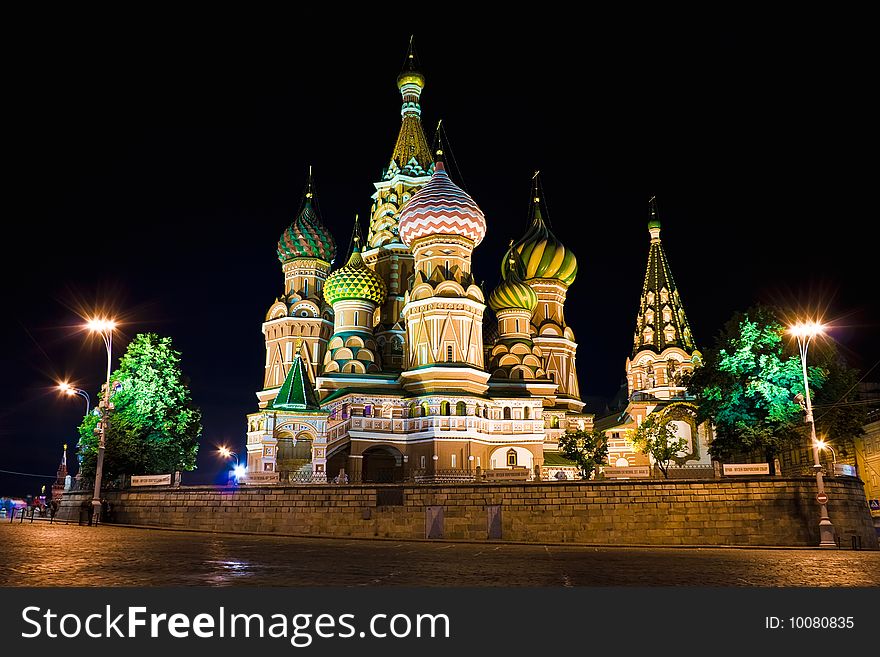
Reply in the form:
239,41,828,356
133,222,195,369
816,439,827,451
58,382,71,393
788,321,826,338
218,446,231,458
232,464,247,480
87,318,117,333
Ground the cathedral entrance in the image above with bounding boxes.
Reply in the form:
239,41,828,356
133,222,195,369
276,431,313,477
362,445,404,483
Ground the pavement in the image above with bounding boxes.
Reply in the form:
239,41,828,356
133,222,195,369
2,522,878,587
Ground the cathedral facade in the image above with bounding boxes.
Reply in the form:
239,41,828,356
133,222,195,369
244,48,591,483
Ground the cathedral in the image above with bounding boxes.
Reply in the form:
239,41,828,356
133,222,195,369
244,45,710,483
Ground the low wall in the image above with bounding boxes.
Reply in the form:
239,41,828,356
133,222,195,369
57,477,878,548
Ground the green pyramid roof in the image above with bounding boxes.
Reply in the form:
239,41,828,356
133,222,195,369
632,198,696,356
270,352,321,411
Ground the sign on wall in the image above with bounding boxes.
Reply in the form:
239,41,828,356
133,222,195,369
241,472,280,484
483,469,530,482
833,463,857,477
722,463,770,476
603,466,651,478
131,474,172,487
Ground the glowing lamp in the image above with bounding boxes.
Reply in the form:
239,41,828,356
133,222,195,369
233,464,247,480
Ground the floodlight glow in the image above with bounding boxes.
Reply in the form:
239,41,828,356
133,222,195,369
218,446,231,458
788,321,826,338
87,318,118,332
233,465,247,480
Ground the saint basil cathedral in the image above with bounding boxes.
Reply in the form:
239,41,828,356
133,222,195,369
244,45,712,482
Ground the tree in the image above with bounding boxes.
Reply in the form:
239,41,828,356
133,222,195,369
688,305,825,472
558,429,609,480
629,414,689,479
77,333,202,479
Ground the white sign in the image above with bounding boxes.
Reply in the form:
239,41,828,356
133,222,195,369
722,463,770,476
483,468,530,482
131,474,172,487
603,466,651,478
241,472,280,484
833,463,857,477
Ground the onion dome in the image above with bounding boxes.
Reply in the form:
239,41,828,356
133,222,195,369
277,171,337,264
323,218,387,306
489,243,538,312
504,175,577,285
398,158,487,247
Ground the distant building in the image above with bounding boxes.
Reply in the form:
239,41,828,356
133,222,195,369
593,199,713,477
242,44,592,483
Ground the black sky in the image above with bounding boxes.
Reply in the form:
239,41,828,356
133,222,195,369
2,21,876,496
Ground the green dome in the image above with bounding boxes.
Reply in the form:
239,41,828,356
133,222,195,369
323,245,387,306
277,197,337,264
505,198,577,286
648,219,662,230
489,246,538,312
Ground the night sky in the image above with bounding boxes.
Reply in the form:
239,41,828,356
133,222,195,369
2,24,876,497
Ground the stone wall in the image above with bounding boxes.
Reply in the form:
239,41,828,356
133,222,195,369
57,477,878,548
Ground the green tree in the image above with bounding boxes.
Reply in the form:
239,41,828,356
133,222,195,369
77,333,202,479
558,429,609,479
688,305,825,472
629,414,689,479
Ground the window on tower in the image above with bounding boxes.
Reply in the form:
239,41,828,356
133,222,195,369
506,449,517,467
446,345,453,362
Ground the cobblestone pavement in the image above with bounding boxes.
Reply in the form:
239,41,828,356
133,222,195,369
1,523,878,587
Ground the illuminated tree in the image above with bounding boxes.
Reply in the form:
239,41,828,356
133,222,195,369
558,429,608,479
77,333,202,479
630,414,688,479
688,305,824,472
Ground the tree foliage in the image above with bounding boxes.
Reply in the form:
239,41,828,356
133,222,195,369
77,333,202,479
558,429,609,480
629,414,689,478
688,305,825,468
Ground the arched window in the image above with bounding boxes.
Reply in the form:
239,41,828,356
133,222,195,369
506,449,517,466
524,406,531,419
304,279,309,297
354,311,360,326
363,404,372,417
503,407,512,420
409,403,418,418
549,371,556,383
456,401,467,416
441,401,450,416
551,416,560,429
421,402,430,417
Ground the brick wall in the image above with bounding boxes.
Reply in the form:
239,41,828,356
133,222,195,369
57,477,878,548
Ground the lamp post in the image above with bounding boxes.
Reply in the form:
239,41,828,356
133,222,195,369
219,447,242,485
816,440,837,465
58,382,91,479
87,318,116,524
789,320,835,547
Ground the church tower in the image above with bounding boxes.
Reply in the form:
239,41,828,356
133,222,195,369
362,39,435,371
488,244,545,379
322,218,388,374
398,149,489,395
507,175,583,412
259,171,336,407
626,197,700,398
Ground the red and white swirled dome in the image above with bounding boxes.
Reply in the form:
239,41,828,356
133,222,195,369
398,161,486,247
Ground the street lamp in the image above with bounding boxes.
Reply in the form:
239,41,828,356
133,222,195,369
219,446,242,485
58,382,91,479
86,317,117,524
816,440,837,465
58,382,91,416
789,320,835,547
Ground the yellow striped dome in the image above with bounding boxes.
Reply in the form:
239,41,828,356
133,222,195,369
489,245,538,312
505,198,577,285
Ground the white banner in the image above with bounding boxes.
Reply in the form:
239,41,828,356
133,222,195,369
131,474,173,487
603,466,651,478
722,463,770,476
241,472,280,484
483,469,530,481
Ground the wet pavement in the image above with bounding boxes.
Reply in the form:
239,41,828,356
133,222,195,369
1,522,878,587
